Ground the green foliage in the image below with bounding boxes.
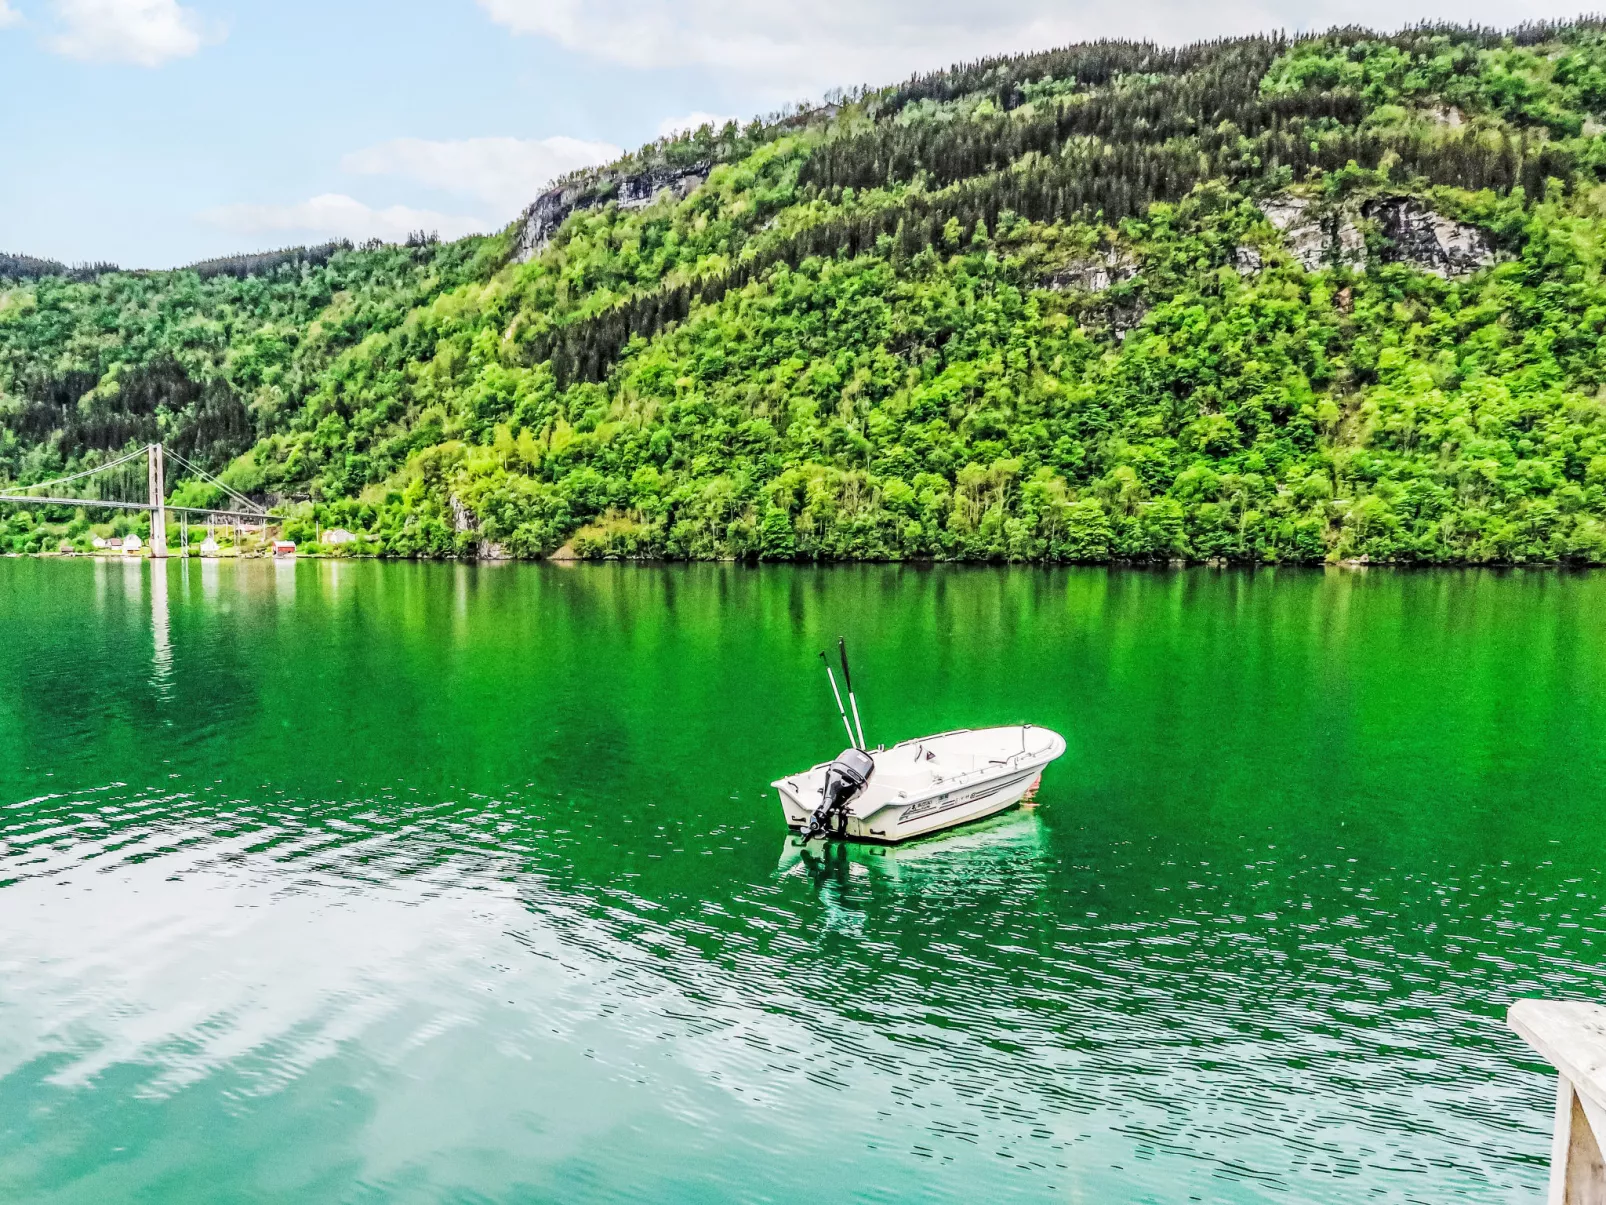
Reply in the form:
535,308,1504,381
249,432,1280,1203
11,22,1606,564
0,236,499,482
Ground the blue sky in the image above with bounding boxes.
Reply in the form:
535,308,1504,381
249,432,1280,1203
0,0,1595,269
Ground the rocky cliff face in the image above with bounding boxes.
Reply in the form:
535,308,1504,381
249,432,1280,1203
1360,197,1497,277
1043,248,1136,293
1259,196,1366,273
1040,247,1145,340
1242,194,1496,278
511,163,712,263
1038,193,1498,322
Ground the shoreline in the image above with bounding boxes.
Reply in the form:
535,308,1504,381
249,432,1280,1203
8,549,1601,572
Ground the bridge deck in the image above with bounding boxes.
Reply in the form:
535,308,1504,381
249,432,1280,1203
0,494,266,522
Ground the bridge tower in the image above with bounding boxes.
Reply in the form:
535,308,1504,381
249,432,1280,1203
148,443,168,559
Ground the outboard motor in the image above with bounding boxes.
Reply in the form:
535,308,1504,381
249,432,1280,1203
801,747,875,842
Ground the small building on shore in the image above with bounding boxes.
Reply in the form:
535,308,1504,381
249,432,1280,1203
322,528,359,546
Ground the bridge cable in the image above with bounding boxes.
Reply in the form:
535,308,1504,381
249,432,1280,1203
163,447,265,516
2,445,153,495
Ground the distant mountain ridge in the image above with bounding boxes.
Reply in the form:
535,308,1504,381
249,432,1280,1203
0,241,384,282
7,20,1606,565
0,252,115,281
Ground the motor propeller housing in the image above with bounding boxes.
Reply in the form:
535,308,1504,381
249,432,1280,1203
801,747,875,841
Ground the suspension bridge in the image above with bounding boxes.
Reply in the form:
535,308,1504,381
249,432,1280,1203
0,444,271,557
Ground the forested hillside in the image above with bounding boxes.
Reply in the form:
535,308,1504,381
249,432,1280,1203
9,22,1606,563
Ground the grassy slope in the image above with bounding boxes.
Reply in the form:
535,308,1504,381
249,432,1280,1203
9,24,1606,563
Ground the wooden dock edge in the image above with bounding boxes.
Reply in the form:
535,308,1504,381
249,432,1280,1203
1509,999,1606,1204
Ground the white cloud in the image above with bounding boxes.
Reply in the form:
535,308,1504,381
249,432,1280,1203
48,0,212,66
477,0,1606,96
341,135,619,218
657,111,739,138
198,194,488,243
196,134,618,257
0,2,22,29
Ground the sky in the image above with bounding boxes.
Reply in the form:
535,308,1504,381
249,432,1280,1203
0,0,1597,269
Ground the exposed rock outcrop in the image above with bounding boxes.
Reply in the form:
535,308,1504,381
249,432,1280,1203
511,181,593,262
1253,193,1494,278
512,162,712,262
1361,197,1496,278
1045,247,1145,340
1258,196,1364,273
1111,299,1147,341
1043,248,1136,292
615,164,710,210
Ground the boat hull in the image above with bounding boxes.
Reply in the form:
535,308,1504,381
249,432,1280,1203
773,725,1064,844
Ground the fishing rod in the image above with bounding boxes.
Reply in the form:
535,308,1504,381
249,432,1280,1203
819,651,857,748
839,637,867,750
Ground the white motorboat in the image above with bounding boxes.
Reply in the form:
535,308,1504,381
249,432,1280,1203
773,640,1066,844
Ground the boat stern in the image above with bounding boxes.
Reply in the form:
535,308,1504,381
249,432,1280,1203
771,774,816,829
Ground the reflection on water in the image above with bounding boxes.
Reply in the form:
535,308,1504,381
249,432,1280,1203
781,807,1049,884
149,560,172,700
1,559,1601,1203
780,812,1051,942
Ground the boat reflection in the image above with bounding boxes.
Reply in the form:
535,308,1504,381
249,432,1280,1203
777,805,1049,893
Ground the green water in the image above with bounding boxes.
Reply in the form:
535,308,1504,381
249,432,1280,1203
0,559,1599,1203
